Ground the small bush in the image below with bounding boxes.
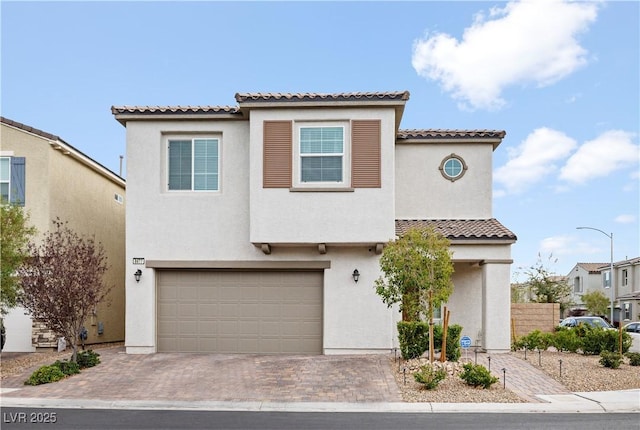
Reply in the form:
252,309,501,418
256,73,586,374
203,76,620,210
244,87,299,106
459,363,498,389
625,352,640,366
397,321,429,359
599,351,623,369
552,328,581,353
54,360,80,376
513,330,553,352
442,324,463,362
77,350,100,369
25,365,66,386
414,364,447,390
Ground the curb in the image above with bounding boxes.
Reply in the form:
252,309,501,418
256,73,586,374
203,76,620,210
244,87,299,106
1,396,638,414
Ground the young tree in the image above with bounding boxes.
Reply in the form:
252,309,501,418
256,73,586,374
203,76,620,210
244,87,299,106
18,219,111,362
375,226,454,362
524,254,573,315
1,203,36,314
581,290,609,317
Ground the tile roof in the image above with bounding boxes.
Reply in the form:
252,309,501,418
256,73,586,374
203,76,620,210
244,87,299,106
395,219,517,241
1,116,60,142
1,116,124,182
110,105,240,115
235,91,410,103
397,129,506,140
576,263,609,273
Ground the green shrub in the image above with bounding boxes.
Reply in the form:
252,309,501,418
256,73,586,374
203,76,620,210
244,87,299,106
581,327,631,355
77,350,100,369
552,328,581,353
442,324,463,362
25,364,66,386
397,321,463,361
459,363,498,389
513,330,553,352
625,352,640,366
599,351,623,369
54,360,80,376
397,321,430,359
414,364,447,390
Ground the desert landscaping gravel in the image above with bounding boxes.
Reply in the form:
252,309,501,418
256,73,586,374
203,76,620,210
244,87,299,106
393,350,640,403
2,344,639,404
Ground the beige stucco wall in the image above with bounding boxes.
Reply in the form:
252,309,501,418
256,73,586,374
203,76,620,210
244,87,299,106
121,111,513,354
395,142,494,219
249,108,397,245
1,122,125,347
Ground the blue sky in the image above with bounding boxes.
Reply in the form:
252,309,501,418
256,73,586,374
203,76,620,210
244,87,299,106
2,1,638,280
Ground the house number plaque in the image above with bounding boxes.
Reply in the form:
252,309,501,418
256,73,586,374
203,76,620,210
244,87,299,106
132,258,145,265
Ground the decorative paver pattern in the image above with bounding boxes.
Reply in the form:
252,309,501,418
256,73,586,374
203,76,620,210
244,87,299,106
1,348,402,403
471,352,571,403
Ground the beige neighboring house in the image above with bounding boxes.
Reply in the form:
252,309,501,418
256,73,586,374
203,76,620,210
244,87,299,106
567,259,640,326
112,91,517,355
614,257,640,325
567,262,608,316
1,117,125,351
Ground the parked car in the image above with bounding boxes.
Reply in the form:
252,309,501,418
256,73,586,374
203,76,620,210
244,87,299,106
559,316,613,329
623,322,640,353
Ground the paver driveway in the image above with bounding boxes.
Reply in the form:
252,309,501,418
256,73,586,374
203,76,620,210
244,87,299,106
1,347,403,403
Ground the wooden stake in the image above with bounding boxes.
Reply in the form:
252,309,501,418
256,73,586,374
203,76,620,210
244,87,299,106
441,307,450,362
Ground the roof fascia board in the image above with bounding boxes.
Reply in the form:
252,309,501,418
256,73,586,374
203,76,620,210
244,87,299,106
397,137,503,150
113,112,245,126
4,122,125,187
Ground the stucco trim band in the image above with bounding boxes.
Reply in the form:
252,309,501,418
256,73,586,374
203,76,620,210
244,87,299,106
145,260,331,270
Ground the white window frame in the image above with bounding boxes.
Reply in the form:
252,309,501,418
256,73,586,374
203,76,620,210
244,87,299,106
165,136,221,192
293,121,350,189
0,156,10,202
573,276,582,293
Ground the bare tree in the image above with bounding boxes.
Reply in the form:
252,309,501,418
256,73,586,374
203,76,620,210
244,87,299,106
19,219,111,362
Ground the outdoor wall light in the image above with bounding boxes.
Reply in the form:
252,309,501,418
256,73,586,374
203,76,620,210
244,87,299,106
134,269,142,283
352,269,360,283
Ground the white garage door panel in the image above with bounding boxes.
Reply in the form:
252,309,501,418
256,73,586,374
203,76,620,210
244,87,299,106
157,270,323,354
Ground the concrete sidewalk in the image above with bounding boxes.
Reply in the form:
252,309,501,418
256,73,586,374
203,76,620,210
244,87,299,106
1,346,638,413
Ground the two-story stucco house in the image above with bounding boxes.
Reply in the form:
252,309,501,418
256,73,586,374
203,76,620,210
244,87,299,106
1,117,125,352
567,259,640,326
112,91,516,355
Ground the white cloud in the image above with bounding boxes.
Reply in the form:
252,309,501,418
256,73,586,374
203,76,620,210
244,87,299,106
539,235,574,257
615,214,636,224
411,0,599,110
494,127,577,194
559,130,639,184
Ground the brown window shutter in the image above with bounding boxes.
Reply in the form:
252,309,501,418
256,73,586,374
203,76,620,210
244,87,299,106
263,120,292,188
351,119,381,188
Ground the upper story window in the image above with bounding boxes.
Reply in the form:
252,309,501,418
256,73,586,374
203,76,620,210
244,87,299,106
0,157,10,201
299,126,344,183
0,156,26,205
263,119,380,190
622,269,628,286
573,276,582,293
168,138,219,191
439,153,468,182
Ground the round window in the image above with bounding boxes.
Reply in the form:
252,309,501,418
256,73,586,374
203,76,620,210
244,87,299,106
439,154,467,181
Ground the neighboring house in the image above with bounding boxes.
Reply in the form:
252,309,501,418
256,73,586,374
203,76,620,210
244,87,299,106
567,262,608,316
614,257,640,325
0,117,125,351
112,91,517,355
567,258,640,326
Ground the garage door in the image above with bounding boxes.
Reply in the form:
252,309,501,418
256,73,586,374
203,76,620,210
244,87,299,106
157,270,323,354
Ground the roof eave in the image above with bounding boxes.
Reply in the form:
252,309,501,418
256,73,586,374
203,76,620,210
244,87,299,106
112,111,244,126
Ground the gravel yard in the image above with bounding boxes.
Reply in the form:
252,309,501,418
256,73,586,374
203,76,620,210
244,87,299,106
517,349,640,392
3,344,639,404
1,342,123,380
392,349,640,403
